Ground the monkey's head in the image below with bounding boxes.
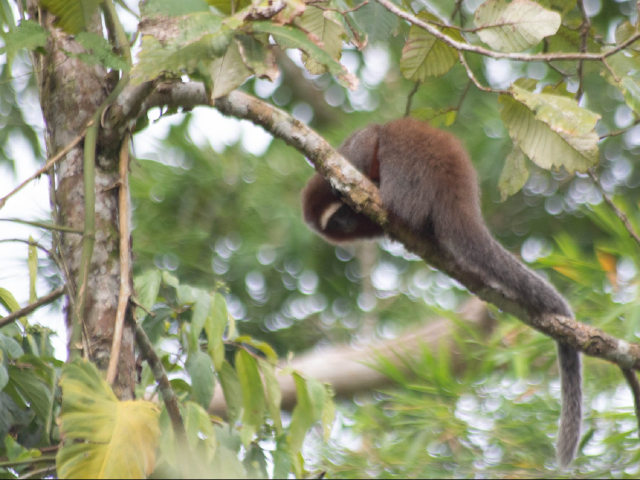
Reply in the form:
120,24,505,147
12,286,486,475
301,173,384,244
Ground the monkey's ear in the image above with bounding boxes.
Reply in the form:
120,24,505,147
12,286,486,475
301,174,384,244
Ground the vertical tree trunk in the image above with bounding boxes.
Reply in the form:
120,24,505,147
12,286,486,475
27,2,135,399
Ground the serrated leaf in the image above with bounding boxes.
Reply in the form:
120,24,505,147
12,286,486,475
297,6,345,74
186,350,216,409
206,0,252,15
251,21,358,90
71,32,130,71
400,12,462,81
27,236,37,304
40,0,103,34
258,358,282,434
236,34,279,81
605,50,640,115
133,270,161,319
205,293,228,370
236,349,265,447
219,360,243,424
475,0,560,52
208,39,253,99
500,86,600,173
498,145,530,201
0,20,48,55
56,360,160,479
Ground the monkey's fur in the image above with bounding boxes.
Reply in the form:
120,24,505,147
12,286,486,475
302,118,582,468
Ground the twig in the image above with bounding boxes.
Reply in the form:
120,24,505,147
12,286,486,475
0,456,57,468
599,118,640,139
0,238,52,257
450,0,466,24
18,466,56,479
106,132,132,385
575,0,591,100
404,82,420,117
131,296,156,317
0,131,84,211
458,51,507,94
588,169,640,248
375,0,640,62
0,285,66,329
621,367,640,436
0,218,83,234
134,323,192,474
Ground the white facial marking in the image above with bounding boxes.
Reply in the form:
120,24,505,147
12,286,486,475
320,202,343,230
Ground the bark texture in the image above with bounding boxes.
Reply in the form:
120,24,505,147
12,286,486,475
28,2,135,399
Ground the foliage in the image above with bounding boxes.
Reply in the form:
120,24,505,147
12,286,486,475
1,0,640,478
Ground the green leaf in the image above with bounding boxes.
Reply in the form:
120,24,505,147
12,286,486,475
235,349,266,447
296,6,346,75
205,293,228,370
400,12,462,81
411,107,457,127
190,290,212,347
289,373,314,474
186,350,216,409
133,270,162,318
0,334,24,359
206,0,251,15
321,393,336,442
141,0,210,17
499,86,600,173
243,444,268,479
0,391,32,441
40,0,103,34
258,358,282,434
56,360,161,479
236,35,279,81
235,335,278,364
27,237,37,304
352,0,398,44
7,364,52,424
250,22,358,90
475,0,560,52
208,39,253,99
498,145,530,201
218,360,243,425
605,50,640,116
183,401,216,465
0,288,20,315
0,365,7,391
272,436,291,479
71,32,130,71
0,20,48,56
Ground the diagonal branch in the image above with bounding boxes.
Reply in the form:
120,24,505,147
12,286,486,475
0,286,66,329
138,83,640,372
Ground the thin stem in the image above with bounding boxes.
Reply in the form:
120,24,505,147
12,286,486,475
135,323,192,475
599,118,640,139
18,466,56,479
0,286,66,329
588,169,640,248
404,82,420,117
106,132,132,385
0,456,57,468
575,0,591,100
0,238,52,257
458,51,506,94
621,367,640,437
0,218,83,234
0,132,84,211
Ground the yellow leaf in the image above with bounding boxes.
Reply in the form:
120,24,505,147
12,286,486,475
57,360,161,479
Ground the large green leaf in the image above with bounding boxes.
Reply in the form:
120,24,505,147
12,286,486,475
258,358,282,434
605,49,640,116
142,0,210,17
236,34,278,81
250,22,357,90
296,5,345,75
235,349,266,447
400,12,462,81
186,350,216,409
475,0,560,52
7,355,53,425
499,85,600,173
190,290,212,348
56,360,160,479
498,145,530,201
40,0,103,34
0,20,48,56
71,32,130,71
218,360,243,425
288,373,314,477
351,0,398,44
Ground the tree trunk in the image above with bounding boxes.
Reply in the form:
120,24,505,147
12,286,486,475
28,2,135,399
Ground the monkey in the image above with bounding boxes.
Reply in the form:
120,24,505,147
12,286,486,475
301,117,582,468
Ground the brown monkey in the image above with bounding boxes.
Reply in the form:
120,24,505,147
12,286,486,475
301,118,582,468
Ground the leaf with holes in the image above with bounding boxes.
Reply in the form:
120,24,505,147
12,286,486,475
296,6,346,75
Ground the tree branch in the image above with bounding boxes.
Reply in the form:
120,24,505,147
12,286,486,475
137,83,640,372
0,286,66,329
375,0,640,62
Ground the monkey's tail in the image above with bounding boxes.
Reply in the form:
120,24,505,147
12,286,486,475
556,343,582,469
444,220,582,467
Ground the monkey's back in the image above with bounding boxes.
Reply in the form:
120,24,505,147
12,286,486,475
377,118,482,238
